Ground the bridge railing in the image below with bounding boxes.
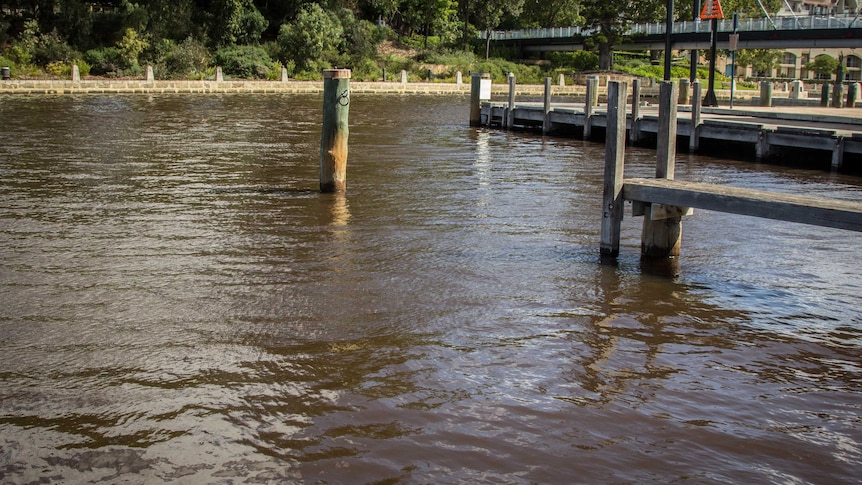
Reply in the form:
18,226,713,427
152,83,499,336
483,14,861,40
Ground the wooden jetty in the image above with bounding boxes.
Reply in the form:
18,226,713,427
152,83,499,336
598,80,862,259
476,76,862,172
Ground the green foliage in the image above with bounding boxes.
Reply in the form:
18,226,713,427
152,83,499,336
213,44,273,78
548,51,599,71
84,47,123,75
277,3,343,70
805,54,839,77
160,37,211,79
32,30,79,66
116,28,149,67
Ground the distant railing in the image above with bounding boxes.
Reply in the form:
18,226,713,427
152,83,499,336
482,14,861,41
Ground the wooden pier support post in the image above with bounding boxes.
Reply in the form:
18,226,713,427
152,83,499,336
601,80,628,257
584,76,599,139
507,73,516,129
690,80,702,152
629,79,642,144
821,84,831,107
641,81,682,258
320,68,351,193
679,78,691,105
542,77,552,134
470,73,486,127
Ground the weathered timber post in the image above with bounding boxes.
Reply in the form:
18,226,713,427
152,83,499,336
821,83,832,107
542,77,552,134
833,82,846,109
629,79,642,144
760,81,773,107
641,81,682,258
320,69,351,193
507,73,516,129
584,76,599,139
600,81,628,257
470,73,490,127
690,80,702,152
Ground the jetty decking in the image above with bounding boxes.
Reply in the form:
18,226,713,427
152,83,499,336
479,80,862,172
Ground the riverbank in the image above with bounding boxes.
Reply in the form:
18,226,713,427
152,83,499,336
0,78,757,101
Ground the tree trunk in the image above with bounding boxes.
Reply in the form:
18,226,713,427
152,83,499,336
486,31,491,60
599,41,611,70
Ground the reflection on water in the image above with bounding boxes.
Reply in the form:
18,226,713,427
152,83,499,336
0,94,861,483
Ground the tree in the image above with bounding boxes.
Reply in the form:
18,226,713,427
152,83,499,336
465,0,525,58
736,48,780,76
580,0,663,70
521,0,582,28
402,0,458,48
805,54,839,79
277,2,343,71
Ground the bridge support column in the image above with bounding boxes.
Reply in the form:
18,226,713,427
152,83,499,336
641,81,682,259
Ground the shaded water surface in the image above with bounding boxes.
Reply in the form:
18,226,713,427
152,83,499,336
1,94,861,483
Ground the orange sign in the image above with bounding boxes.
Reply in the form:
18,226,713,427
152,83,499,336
700,0,725,19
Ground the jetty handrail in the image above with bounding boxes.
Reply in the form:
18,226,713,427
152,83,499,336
483,14,860,40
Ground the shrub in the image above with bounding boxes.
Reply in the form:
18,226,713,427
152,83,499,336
162,37,211,79
84,47,123,75
277,3,342,70
213,44,273,79
32,30,78,66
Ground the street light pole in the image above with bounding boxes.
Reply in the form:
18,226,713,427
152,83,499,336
665,0,674,80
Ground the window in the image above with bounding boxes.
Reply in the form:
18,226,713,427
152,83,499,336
781,52,796,65
846,55,861,68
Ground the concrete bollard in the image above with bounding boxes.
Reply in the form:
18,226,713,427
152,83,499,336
821,83,832,107
847,83,859,108
72,64,80,82
216,66,223,82
320,69,351,193
146,65,154,82
760,81,773,107
790,80,805,99
558,73,566,86
400,69,407,85
281,67,289,82
456,71,462,85
629,78,642,144
832,82,845,108
679,78,691,105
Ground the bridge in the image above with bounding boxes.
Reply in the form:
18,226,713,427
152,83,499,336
484,14,862,52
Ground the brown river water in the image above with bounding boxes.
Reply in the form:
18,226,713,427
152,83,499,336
1,94,861,484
